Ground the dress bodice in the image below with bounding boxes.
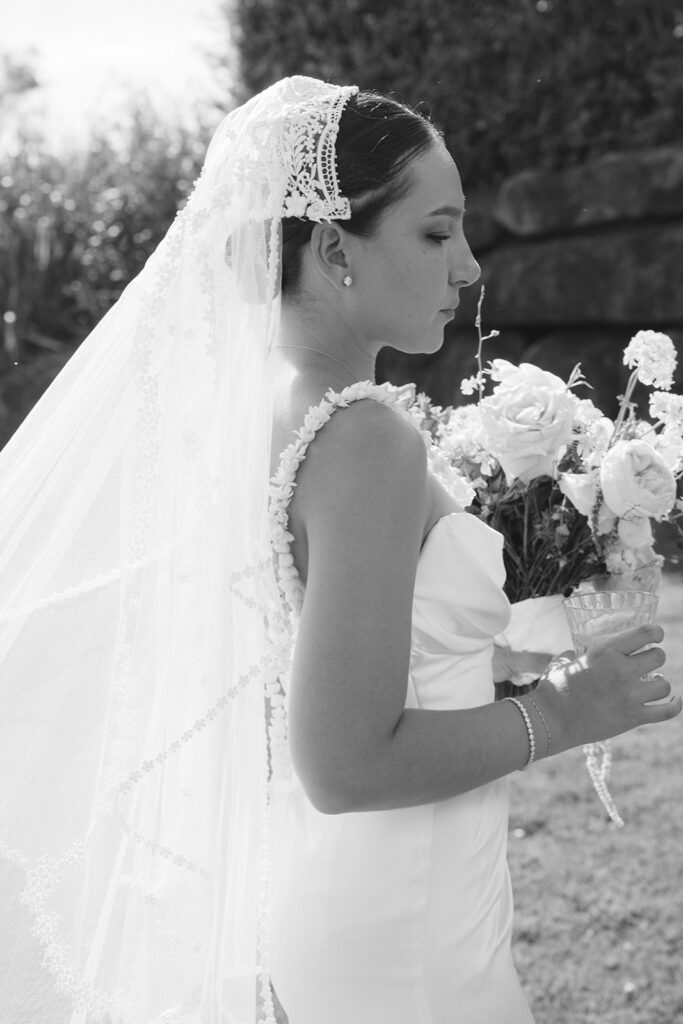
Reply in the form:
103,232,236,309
409,510,510,711
268,381,511,714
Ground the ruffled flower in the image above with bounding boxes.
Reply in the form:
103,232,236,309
479,361,575,483
600,438,676,522
623,330,677,390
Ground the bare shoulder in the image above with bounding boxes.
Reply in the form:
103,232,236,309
293,394,428,527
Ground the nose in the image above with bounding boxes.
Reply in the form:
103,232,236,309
450,239,481,289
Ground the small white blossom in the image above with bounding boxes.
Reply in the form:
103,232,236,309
623,330,677,390
649,390,683,427
605,540,663,592
438,405,495,476
571,397,614,455
460,375,480,396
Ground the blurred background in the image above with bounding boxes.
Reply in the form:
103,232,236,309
2,0,683,448
1,4,682,1022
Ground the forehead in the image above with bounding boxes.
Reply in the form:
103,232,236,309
400,144,465,214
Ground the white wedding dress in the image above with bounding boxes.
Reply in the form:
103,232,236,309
267,383,535,1024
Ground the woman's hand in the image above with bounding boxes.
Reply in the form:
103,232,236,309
533,624,681,755
492,645,555,685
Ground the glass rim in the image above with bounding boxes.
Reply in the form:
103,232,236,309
563,589,659,608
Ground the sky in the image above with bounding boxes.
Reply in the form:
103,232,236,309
3,0,229,146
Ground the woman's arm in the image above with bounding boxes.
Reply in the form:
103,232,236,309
287,400,679,815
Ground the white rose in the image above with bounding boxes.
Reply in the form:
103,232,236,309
600,439,676,521
480,361,576,483
559,471,616,534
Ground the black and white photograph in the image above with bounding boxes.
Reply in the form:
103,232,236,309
1,2,682,1022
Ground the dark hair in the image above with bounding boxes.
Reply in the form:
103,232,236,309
280,91,441,295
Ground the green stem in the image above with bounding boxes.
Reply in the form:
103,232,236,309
475,286,486,401
612,368,639,442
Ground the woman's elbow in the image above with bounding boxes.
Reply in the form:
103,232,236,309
294,758,377,815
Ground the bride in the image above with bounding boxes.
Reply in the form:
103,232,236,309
0,76,678,1024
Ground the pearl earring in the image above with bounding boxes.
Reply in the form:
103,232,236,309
342,275,353,287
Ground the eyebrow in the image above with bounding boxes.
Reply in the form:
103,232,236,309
426,204,465,217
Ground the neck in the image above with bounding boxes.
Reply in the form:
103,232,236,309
277,300,378,386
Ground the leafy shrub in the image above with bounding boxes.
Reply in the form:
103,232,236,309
227,0,683,188
0,105,210,364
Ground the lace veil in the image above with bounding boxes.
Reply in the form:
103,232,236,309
0,76,358,1023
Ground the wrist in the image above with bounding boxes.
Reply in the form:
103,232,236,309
525,692,552,760
531,678,571,756
502,696,537,770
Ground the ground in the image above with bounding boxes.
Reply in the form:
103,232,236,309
508,572,683,1024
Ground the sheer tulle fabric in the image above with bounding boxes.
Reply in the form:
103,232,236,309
0,77,356,1023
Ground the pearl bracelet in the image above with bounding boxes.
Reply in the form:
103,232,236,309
503,696,536,770
527,693,552,758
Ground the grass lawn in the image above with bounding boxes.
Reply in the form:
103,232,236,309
508,571,683,1024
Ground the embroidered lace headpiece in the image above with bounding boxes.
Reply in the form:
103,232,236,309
0,76,357,1024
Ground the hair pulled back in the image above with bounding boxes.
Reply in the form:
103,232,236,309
280,91,441,295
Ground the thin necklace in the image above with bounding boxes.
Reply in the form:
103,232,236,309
277,344,364,382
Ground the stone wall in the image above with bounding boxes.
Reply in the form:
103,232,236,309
378,144,683,416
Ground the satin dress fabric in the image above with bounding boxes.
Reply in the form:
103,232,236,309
269,509,535,1024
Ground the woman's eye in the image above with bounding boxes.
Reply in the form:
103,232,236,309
428,233,451,243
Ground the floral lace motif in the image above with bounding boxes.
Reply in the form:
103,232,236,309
195,77,358,225
277,79,358,221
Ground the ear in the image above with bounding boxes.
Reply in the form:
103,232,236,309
308,222,351,289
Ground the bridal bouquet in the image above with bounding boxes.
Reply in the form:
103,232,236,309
404,315,683,607
400,302,683,825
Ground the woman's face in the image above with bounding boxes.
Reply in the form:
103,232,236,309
342,144,481,353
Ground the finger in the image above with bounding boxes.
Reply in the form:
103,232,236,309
641,692,683,723
628,646,667,675
612,623,664,655
641,673,673,704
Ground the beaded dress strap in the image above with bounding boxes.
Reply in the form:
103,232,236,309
267,381,472,618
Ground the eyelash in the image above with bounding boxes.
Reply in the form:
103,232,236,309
428,233,452,244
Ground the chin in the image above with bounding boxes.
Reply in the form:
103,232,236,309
383,325,446,357
415,327,449,356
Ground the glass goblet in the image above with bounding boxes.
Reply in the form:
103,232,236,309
563,589,659,828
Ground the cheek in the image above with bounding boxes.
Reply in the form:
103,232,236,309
360,241,446,326
390,251,444,305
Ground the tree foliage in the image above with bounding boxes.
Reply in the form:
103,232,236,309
0,101,211,442
226,0,683,188
0,104,210,363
